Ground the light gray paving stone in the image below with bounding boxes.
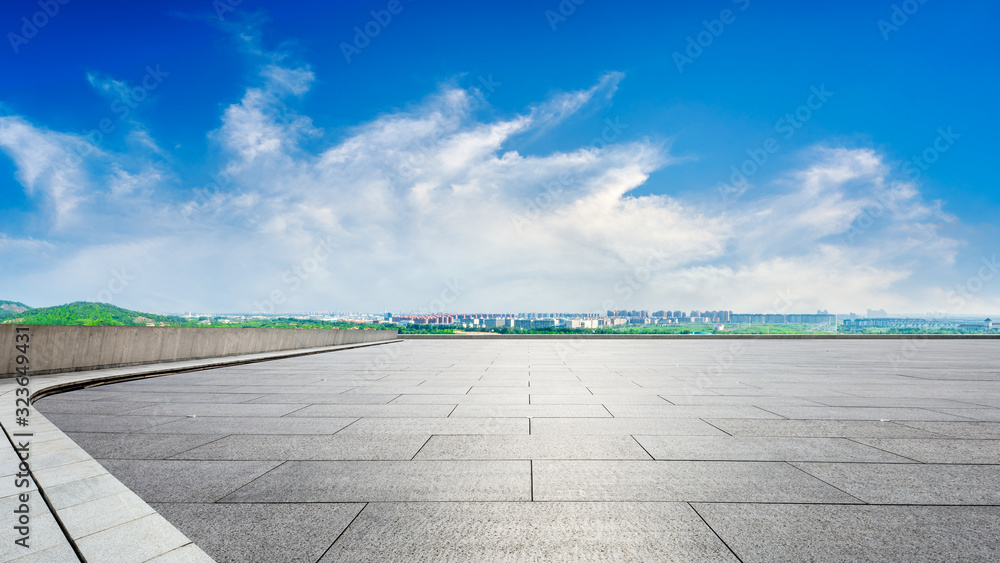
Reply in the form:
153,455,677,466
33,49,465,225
0,493,68,558
793,462,1000,504
64,432,227,460
8,541,79,562
852,438,1000,464
45,472,132,510
23,447,95,471
529,417,727,436
172,434,430,461
321,502,738,562
528,394,670,405
533,460,861,503
761,406,971,421
143,543,215,563
92,392,267,404
245,393,401,404
32,459,109,488
40,414,185,433
58,491,156,538
413,435,652,460
152,502,364,563
336,417,528,435
74,513,193,563
119,402,309,417
694,503,1000,563
139,416,358,435
604,405,783,419
220,460,531,502
390,394,528,405
284,404,455,418
32,399,151,415
704,418,943,438
95,459,281,502
449,404,612,418
922,408,1000,421
634,435,915,462
894,421,1000,439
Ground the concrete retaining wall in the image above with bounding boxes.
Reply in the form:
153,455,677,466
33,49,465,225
0,325,397,377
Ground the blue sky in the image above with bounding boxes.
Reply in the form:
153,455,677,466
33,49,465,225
1,0,997,315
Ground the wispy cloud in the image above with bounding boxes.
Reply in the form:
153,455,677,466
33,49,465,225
0,50,980,313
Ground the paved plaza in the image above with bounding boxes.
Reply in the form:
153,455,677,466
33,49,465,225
34,338,1000,561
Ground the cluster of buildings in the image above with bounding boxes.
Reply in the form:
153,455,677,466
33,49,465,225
387,309,837,330
842,317,997,332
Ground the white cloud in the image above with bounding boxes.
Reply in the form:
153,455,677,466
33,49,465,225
0,60,985,315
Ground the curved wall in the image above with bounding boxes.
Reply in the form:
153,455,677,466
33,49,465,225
0,325,397,377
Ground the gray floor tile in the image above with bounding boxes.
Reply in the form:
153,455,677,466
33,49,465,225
152,502,364,563
321,502,738,562
172,434,430,460
793,462,1000,504
634,435,914,462
284,404,455,418
533,460,861,503
335,417,528,435
852,438,1000,464
220,461,531,502
139,416,358,435
413,435,651,460
704,419,943,438
66,433,227,459
530,417,727,436
95,459,281,502
694,503,1000,563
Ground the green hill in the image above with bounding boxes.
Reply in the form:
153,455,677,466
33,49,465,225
1,301,183,326
0,300,32,319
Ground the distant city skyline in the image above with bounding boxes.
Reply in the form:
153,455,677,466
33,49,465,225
1,1,997,314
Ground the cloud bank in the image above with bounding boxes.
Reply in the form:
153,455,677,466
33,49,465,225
0,48,989,315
